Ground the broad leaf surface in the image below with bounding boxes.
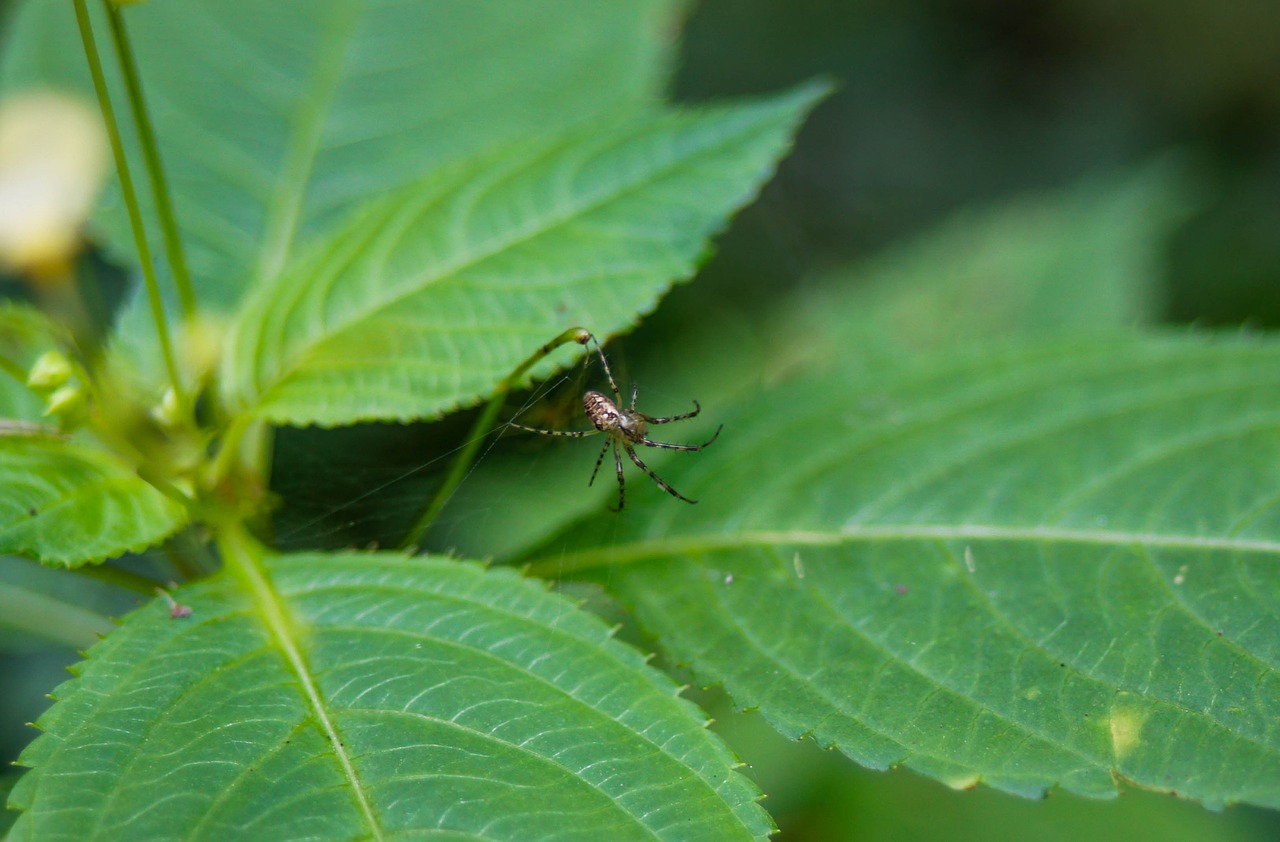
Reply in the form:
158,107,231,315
424,164,1197,561
0,0,682,310
222,85,824,426
8,551,771,841
523,335,1280,808
778,159,1197,370
0,435,187,566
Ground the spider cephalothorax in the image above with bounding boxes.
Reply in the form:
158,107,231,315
510,333,721,511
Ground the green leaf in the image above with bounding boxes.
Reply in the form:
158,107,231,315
776,159,1198,374
0,0,683,311
222,84,826,426
525,334,1280,808
8,550,771,841
0,436,187,566
421,164,1200,560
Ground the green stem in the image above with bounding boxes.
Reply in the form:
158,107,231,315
164,528,219,579
399,327,591,549
71,560,166,596
102,1,198,322
0,584,114,650
73,0,186,409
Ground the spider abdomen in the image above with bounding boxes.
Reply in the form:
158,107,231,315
584,390,624,433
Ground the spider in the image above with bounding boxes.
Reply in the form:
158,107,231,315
509,332,721,511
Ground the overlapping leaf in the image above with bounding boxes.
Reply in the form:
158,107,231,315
779,159,1196,369
523,335,1280,808
425,164,1199,561
0,435,187,566
0,0,682,310
8,551,771,841
221,85,825,426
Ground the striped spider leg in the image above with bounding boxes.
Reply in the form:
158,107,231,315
509,332,722,511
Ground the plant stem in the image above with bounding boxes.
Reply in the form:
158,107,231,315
102,1,197,322
399,327,592,549
71,560,167,595
73,0,186,410
0,585,114,650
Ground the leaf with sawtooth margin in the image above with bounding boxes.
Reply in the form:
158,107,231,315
524,334,1280,809
221,84,826,426
0,435,188,567
7,550,772,840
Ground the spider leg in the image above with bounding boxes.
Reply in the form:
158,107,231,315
623,442,696,504
610,440,626,512
642,400,702,425
639,423,723,450
588,333,625,406
508,422,597,438
588,438,611,486
629,382,639,411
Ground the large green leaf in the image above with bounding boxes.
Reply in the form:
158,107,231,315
778,159,1197,370
0,0,682,310
222,85,825,426
8,550,771,840
523,334,1280,808
423,165,1200,560
0,435,188,566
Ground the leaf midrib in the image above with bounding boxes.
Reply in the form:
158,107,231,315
252,2,362,288
528,524,1280,576
225,538,385,841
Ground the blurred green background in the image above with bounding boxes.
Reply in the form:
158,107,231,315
4,0,1279,838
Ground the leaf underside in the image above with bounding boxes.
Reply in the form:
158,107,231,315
8,553,772,841
528,334,1280,809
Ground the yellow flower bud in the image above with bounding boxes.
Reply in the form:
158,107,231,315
44,383,88,427
26,350,73,392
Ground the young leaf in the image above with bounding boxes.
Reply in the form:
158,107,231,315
222,84,826,426
0,0,683,311
0,435,188,566
526,334,1280,809
7,551,771,840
